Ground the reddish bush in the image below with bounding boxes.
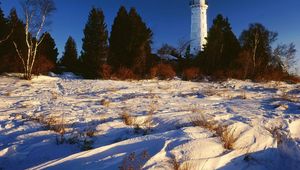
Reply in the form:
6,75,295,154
183,67,200,80
283,75,300,84
100,64,112,79
113,67,137,80
254,69,285,82
149,66,158,79
150,63,176,80
33,56,55,74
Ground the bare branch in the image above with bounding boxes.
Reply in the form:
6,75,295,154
0,28,13,44
13,41,27,72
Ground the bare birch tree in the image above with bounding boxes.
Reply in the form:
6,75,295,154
14,0,55,80
273,43,297,73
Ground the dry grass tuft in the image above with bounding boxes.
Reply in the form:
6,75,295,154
85,128,96,137
51,91,59,99
120,112,136,126
169,155,193,170
100,99,110,107
4,91,12,96
219,126,238,150
190,112,238,150
190,112,218,132
120,104,155,135
143,102,156,130
264,125,286,145
119,150,150,170
169,155,180,170
29,115,66,135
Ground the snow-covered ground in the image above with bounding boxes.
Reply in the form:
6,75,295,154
0,74,300,170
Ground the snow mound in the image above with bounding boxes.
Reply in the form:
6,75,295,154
0,75,299,170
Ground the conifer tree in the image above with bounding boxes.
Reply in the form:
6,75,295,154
0,9,26,73
0,5,8,71
108,6,131,69
61,36,78,72
38,32,58,64
108,7,153,76
30,32,58,74
81,7,108,79
128,8,153,75
0,3,9,44
200,14,240,74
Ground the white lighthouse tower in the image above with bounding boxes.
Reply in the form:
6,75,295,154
190,0,208,55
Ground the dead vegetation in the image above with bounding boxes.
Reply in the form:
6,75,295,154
29,114,66,135
190,111,238,150
25,113,95,150
51,91,59,99
264,124,286,145
119,150,150,170
219,127,238,150
100,99,111,107
120,111,136,126
120,104,156,135
3,91,12,96
169,155,193,170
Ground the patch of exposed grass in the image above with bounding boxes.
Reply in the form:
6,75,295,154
190,112,238,150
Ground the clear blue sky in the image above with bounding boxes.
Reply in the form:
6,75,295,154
1,0,300,73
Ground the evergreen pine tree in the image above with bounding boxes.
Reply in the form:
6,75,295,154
108,6,131,69
33,32,58,74
199,14,240,74
80,7,108,79
0,9,26,73
60,36,78,72
38,32,58,64
108,7,153,76
0,4,8,72
0,3,8,43
128,8,153,75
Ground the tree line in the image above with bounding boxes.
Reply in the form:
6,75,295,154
164,14,298,82
0,1,298,82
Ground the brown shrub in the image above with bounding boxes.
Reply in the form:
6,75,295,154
254,70,285,82
33,56,56,74
150,63,176,80
183,67,200,81
114,67,137,80
150,66,159,78
100,64,112,79
283,75,300,84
